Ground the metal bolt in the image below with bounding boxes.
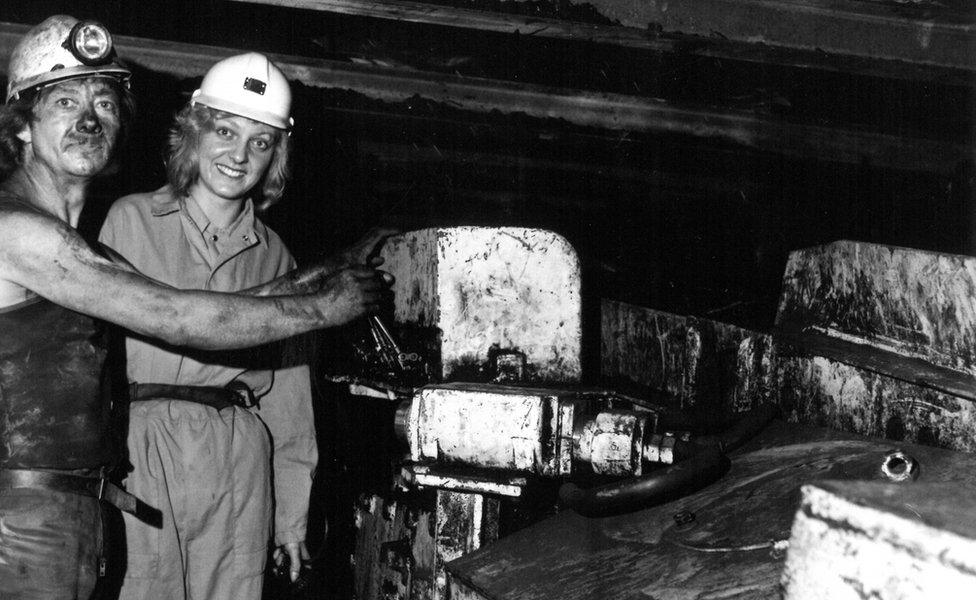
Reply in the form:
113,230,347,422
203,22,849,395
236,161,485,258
881,450,920,482
673,510,696,530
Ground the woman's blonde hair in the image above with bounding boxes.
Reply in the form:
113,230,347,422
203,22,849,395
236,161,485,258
165,104,290,210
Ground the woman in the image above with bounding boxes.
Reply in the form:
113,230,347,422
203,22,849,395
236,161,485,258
99,53,390,600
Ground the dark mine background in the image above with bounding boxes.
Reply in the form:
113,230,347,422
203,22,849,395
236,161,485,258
2,1,974,597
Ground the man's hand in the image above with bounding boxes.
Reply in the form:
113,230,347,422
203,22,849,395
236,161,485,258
273,541,310,583
312,266,394,326
342,227,399,268
244,228,400,297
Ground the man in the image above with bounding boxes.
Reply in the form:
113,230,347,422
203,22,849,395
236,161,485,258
0,16,391,600
99,53,390,599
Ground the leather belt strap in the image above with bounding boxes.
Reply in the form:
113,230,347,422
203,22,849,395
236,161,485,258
0,469,138,515
129,382,254,410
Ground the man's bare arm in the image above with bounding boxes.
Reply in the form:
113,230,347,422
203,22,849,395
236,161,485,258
0,210,388,350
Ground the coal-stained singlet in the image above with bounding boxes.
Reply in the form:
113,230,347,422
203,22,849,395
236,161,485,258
0,297,112,469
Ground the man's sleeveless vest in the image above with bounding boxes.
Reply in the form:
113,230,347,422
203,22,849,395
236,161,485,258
0,297,112,468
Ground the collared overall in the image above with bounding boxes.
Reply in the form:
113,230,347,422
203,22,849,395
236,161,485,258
99,186,317,600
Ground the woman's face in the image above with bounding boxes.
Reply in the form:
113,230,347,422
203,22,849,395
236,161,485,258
193,113,278,203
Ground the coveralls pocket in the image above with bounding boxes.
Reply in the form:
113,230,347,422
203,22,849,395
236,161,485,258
232,408,274,579
119,404,169,579
120,509,161,577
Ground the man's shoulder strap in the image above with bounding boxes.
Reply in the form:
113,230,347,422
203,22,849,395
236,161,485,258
0,190,35,213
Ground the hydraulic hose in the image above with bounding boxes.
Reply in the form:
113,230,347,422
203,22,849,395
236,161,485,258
560,404,780,517
689,403,781,454
559,446,731,517
670,403,781,462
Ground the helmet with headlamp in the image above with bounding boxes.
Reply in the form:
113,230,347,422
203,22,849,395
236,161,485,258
5,15,131,103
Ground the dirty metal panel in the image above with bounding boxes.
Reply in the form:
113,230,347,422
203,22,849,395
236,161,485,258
601,300,695,402
381,228,582,383
435,491,500,599
354,492,436,600
446,422,976,600
776,241,976,378
777,329,976,402
412,383,578,475
779,354,976,454
383,229,442,328
435,228,581,383
783,480,976,599
601,299,775,412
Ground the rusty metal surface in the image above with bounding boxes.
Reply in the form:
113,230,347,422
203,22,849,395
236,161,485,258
776,241,976,377
446,421,976,600
783,480,976,599
381,228,582,383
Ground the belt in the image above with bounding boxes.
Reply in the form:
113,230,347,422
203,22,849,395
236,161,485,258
0,469,138,515
129,382,256,410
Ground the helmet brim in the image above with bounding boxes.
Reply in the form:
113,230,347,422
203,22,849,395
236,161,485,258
191,91,293,131
7,64,131,102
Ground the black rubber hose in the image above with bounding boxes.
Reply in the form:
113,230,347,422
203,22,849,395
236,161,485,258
559,404,779,517
692,403,781,453
671,403,781,462
559,446,731,517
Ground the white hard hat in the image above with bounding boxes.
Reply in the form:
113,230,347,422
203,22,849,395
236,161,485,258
191,53,293,130
6,15,131,102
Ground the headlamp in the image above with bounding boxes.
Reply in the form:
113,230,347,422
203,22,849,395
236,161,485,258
64,20,114,65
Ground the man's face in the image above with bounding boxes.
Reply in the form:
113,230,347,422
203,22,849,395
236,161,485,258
194,113,278,204
24,77,121,179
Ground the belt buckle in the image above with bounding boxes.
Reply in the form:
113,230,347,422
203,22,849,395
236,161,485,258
226,381,257,409
96,466,110,500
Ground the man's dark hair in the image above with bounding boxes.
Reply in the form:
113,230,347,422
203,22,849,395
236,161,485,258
0,77,136,181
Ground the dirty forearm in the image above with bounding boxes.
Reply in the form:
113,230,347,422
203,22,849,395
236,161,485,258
112,286,341,350
243,254,348,297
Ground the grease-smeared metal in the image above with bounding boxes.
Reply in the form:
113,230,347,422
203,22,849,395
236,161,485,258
779,355,976,453
409,382,577,476
435,491,499,600
601,299,776,414
777,240,976,376
602,241,976,454
381,227,582,384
